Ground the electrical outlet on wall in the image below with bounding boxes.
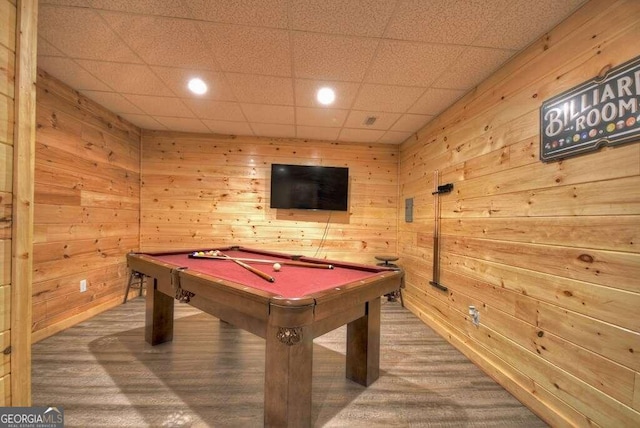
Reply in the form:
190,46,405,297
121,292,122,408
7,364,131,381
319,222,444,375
80,279,87,293
468,305,480,327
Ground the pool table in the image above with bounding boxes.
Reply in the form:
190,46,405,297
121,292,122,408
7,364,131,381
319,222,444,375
126,246,403,427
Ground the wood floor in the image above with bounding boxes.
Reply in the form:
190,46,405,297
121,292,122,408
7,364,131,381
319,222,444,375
32,297,547,427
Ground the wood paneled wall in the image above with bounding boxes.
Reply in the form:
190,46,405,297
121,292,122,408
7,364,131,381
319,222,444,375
398,0,640,426
11,0,38,405
140,131,398,264
32,70,141,341
0,0,16,405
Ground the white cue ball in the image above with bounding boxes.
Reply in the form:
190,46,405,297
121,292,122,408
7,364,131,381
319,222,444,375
273,263,282,272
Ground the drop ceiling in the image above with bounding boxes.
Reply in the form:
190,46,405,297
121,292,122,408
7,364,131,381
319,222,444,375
37,0,585,144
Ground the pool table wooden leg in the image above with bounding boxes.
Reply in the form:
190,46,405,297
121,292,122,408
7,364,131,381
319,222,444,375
145,278,174,345
264,323,313,427
346,297,381,386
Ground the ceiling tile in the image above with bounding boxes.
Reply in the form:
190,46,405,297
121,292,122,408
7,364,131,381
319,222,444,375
241,104,295,125
37,56,112,91
385,0,501,45
101,13,219,70
409,87,467,115
295,79,360,109
38,5,142,63
154,117,210,133
76,60,174,96
225,74,294,105
86,0,192,18
185,0,289,28
379,130,414,144
250,123,296,138
81,90,145,114
434,47,515,90
199,23,291,77
290,0,397,37
353,84,424,113
41,0,95,6
344,111,401,130
37,37,65,56
151,67,236,101
296,107,348,128
338,128,385,143
392,114,434,133
119,113,166,130
182,99,245,121
123,94,194,117
203,120,254,136
475,0,586,50
293,32,379,81
296,126,340,141
365,40,464,86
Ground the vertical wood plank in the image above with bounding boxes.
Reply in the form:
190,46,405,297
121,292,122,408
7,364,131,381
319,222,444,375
11,0,37,406
0,0,16,408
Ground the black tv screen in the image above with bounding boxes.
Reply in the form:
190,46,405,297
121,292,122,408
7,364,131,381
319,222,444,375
270,164,349,211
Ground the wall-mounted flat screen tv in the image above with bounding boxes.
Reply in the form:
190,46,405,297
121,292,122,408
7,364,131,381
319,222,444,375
270,164,349,211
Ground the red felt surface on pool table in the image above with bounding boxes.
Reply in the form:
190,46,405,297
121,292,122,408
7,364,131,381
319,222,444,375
151,249,386,299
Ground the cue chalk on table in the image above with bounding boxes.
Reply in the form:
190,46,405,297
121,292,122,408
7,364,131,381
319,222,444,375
216,251,275,283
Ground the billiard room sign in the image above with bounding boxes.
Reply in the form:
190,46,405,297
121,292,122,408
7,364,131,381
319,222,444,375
540,55,640,162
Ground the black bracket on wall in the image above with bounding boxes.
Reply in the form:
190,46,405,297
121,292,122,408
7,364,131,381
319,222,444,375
432,183,454,195
429,281,448,292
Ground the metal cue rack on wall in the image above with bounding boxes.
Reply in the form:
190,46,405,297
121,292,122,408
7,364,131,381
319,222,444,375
429,170,453,292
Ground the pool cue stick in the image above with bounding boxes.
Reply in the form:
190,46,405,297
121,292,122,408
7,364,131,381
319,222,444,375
190,254,334,269
216,251,275,283
429,170,448,292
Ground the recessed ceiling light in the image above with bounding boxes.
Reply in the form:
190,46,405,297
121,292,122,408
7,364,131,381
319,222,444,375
188,77,208,95
317,87,335,105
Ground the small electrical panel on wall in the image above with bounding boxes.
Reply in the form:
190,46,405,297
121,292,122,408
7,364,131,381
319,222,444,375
405,198,413,222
